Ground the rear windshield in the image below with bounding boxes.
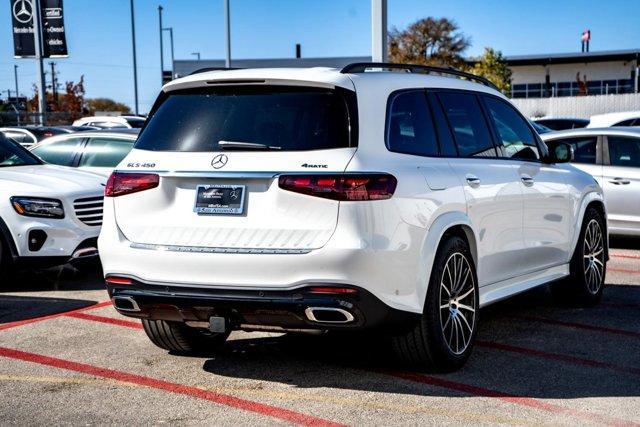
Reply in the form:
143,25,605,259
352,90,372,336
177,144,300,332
135,86,357,152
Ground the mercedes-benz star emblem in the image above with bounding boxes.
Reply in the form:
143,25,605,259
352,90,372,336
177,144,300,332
13,0,33,24
211,154,228,169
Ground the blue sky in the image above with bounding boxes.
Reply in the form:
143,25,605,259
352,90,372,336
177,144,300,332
1,0,640,113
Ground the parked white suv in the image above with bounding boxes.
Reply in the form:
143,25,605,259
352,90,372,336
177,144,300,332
99,64,607,371
0,133,106,276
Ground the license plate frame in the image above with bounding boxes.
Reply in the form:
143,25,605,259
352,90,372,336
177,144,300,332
194,184,246,215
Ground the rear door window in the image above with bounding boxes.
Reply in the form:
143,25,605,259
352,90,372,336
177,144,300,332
79,137,135,168
437,92,496,158
31,137,83,166
483,96,540,161
607,136,640,167
386,90,438,157
136,86,357,152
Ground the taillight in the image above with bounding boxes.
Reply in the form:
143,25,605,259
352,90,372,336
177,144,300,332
278,174,397,201
105,276,133,285
308,286,358,294
105,172,159,197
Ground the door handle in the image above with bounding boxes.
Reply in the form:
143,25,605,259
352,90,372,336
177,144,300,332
465,174,481,188
520,174,534,186
609,177,631,185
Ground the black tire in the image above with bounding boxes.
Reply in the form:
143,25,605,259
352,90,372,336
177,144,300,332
392,235,479,372
142,319,229,355
551,207,606,306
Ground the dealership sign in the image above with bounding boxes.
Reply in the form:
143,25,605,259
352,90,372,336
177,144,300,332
11,0,68,58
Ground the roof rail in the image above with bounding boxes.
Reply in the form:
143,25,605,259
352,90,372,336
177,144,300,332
189,67,242,76
340,62,499,91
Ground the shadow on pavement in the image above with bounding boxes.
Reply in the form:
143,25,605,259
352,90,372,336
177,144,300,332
610,235,640,250
201,283,640,400
0,295,98,323
1,263,105,292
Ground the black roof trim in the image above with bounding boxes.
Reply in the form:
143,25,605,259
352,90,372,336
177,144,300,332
189,67,243,75
340,62,499,91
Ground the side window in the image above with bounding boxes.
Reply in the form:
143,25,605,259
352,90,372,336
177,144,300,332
548,136,598,164
31,138,82,166
483,96,540,160
608,136,640,167
386,91,438,157
79,137,134,168
437,92,496,158
613,118,639,127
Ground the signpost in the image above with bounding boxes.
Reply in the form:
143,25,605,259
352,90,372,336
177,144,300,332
10,0,69,125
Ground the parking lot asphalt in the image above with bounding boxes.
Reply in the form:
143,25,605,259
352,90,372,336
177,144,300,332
1,239,639,426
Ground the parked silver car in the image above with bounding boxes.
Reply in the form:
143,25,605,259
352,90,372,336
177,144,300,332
542,127,640,236
29,129,138,177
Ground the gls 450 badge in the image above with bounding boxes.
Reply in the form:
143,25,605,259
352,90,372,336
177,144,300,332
127,162,156,168
301,163,328,168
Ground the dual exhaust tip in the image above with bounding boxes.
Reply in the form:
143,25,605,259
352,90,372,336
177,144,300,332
112,296,354,324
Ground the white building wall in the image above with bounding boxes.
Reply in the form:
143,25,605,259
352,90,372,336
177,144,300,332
511,61,635,84
512,93,640,118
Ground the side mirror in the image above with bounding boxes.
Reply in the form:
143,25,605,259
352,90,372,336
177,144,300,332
545,141,574,163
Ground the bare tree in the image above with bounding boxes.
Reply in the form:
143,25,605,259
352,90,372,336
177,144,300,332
389,17,471,68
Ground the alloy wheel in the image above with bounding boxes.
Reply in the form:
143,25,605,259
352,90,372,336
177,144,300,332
439,252,476,355
583,219,605,294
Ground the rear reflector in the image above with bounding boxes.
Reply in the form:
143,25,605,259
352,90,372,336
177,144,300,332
278,174,397,201
105,172,159,197
105,276,133,285
308,286,358,294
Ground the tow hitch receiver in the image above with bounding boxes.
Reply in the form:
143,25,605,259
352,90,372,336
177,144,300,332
209,316,226,333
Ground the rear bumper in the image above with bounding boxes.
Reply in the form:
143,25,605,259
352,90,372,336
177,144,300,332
106,278,419,332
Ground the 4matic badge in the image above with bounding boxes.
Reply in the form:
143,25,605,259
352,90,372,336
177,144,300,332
301,163,328,168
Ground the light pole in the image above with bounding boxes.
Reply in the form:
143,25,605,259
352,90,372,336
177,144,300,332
224,0,231,68
371,0,388,62
191,52,201,60
163,27,175,78
33,0,47,125
158,5,164,86
13,65,20,125
130,0,139,115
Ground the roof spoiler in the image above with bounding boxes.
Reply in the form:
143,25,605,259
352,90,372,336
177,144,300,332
189,67,243,76
340,62,499,91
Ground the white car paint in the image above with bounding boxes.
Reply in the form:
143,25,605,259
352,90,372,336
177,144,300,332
542,127,640,236
0,163,106,263
73,116,145,129
99,67,604,317
587,111,640,128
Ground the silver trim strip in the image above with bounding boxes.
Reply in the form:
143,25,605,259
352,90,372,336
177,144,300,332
130,242,311,255
71,247,99,259
304,307,355,323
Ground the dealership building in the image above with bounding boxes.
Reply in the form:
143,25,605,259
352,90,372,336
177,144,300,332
506,49,640,98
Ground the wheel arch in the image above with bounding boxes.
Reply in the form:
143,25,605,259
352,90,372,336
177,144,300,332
417,211,478,310
570,192,608,261
0,215,18,261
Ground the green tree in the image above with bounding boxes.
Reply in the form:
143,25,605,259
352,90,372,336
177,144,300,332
388,17,471,68
86,98,131,115
471,47,512,94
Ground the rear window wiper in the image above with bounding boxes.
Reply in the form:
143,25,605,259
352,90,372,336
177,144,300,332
218,140,281,150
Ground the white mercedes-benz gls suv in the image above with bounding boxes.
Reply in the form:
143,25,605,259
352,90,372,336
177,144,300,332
0,132,106,276
99,63,607,371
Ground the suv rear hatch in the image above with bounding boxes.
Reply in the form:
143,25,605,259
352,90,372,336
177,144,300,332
112,84,358,252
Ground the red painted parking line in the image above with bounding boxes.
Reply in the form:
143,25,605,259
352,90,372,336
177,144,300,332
66,312,143,329
608,267,640,275
385,370,634,427
610,253,640,260
477,340,640,376
512,315,640,339
0,346,344,427
0,300,113,332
